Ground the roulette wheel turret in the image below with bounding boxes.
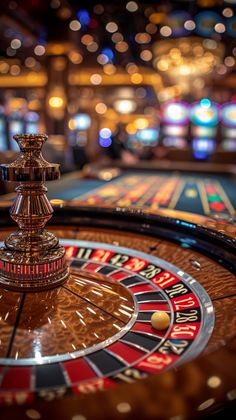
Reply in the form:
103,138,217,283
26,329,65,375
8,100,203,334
0,134,235,420
0,134,69,291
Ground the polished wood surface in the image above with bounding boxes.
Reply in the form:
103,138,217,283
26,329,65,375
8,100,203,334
0,267,134,359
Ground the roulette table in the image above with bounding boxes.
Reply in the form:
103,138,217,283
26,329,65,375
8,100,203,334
0,205,236,420
0,135,236,420
44,164,236,221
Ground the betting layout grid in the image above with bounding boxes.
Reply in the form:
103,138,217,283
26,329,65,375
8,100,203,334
74,174,235,218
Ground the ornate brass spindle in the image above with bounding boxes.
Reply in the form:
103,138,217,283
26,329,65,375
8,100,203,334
0,134,69,291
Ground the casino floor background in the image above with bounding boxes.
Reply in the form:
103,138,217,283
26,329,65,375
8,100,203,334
0,1,236,419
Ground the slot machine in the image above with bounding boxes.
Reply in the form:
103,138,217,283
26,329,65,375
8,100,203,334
8,110,25,151
69,113,91,145
0,106,8,151
127,128,159,159
25,111,40,134
221,102,236,153
161,101,189,150
69,113,91,169
190,99,219,160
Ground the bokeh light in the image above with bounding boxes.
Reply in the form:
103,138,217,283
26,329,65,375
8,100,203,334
126,2,138,12
90,74,102,85
95,103,107,114
106,22,118,33
69,20,81,31
34,45,46,56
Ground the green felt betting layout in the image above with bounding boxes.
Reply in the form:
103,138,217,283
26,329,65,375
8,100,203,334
46,172,236,219
71,173,236,218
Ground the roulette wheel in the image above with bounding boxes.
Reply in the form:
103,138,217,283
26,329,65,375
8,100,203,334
0,135,235,420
